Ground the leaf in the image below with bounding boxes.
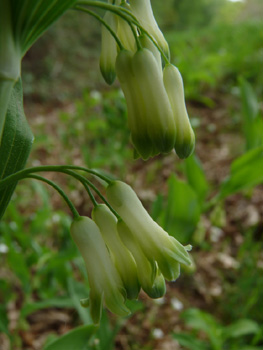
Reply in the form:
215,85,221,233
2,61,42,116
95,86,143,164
239,77,263,150
11,0,78,56
0,79,34,220
223,319,260,339
172,333,209,350
219,146,263,199
96,311,121,350
67,278,93,324
163,174,201,244
0,305,9,335
181,308,223,350
21,298,74,318
43,324,97,350
184,154,209,205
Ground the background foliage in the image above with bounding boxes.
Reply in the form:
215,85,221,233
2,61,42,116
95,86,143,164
0,0,263,349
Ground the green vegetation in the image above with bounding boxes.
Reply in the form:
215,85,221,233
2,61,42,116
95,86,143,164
1,0,263,349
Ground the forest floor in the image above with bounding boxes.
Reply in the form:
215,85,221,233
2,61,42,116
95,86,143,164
1,90,263,350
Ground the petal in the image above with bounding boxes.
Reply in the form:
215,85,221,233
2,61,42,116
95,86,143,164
117,220,157,292
92,204,140,300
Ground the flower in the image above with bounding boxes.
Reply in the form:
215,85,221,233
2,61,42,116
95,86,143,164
100,11,118,85
115,48,176,160
117,220,166,298
129,0,170,59
106,181,192,281
163,64,195,158
70,216,130,324
92,204,140,299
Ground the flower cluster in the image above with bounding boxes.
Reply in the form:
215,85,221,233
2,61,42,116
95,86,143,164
70,181,192,324
100,0,195,160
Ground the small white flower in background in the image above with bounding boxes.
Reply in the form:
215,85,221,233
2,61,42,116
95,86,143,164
152,328,164,339
171,297,184,311
0,243,9,254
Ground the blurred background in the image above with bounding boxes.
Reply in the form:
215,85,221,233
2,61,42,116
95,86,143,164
0,0,263,349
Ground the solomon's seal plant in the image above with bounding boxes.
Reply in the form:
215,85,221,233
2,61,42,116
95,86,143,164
0,0,195,325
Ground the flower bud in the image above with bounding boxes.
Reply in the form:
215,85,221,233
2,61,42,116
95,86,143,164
107,181,192,281
92,204,140,300
100,11,118,85
70,216,130,324
129,0,170,59
163,64,195,158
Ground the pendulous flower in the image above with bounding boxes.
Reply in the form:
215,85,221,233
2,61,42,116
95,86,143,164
117,220,166,298
163,63,195,158
106,181,192,281
115,48,176,160
92,204,140,300
70,216,130,324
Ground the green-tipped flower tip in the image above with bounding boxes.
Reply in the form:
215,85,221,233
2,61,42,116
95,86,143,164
70,216,130,323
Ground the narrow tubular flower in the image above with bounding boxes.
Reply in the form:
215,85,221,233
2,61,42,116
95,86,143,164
129,0,170,59
118,220,166,298
92,204,140,300
163,64,195,159
115,48,176,159
70,216,130,324
100,11,118,85
115,49,154,159
107,181,192,281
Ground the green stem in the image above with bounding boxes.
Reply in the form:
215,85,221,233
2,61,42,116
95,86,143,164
62,169,120,219
0,0,21,140
26,174,79,218
0,165,111,190
75,0,169,63
74,6,124,50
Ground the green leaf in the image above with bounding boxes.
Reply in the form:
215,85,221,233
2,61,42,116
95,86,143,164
67,278,93,324
239,77,263,150
11,0,78,56
0,305,9,335
223,319,260,339
163,174,201,244
184,154,209,205
219,146,263,199
21,298,74,319
0,79,34,220
172,333,209,350
43,324,97,350
181,308,223,350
